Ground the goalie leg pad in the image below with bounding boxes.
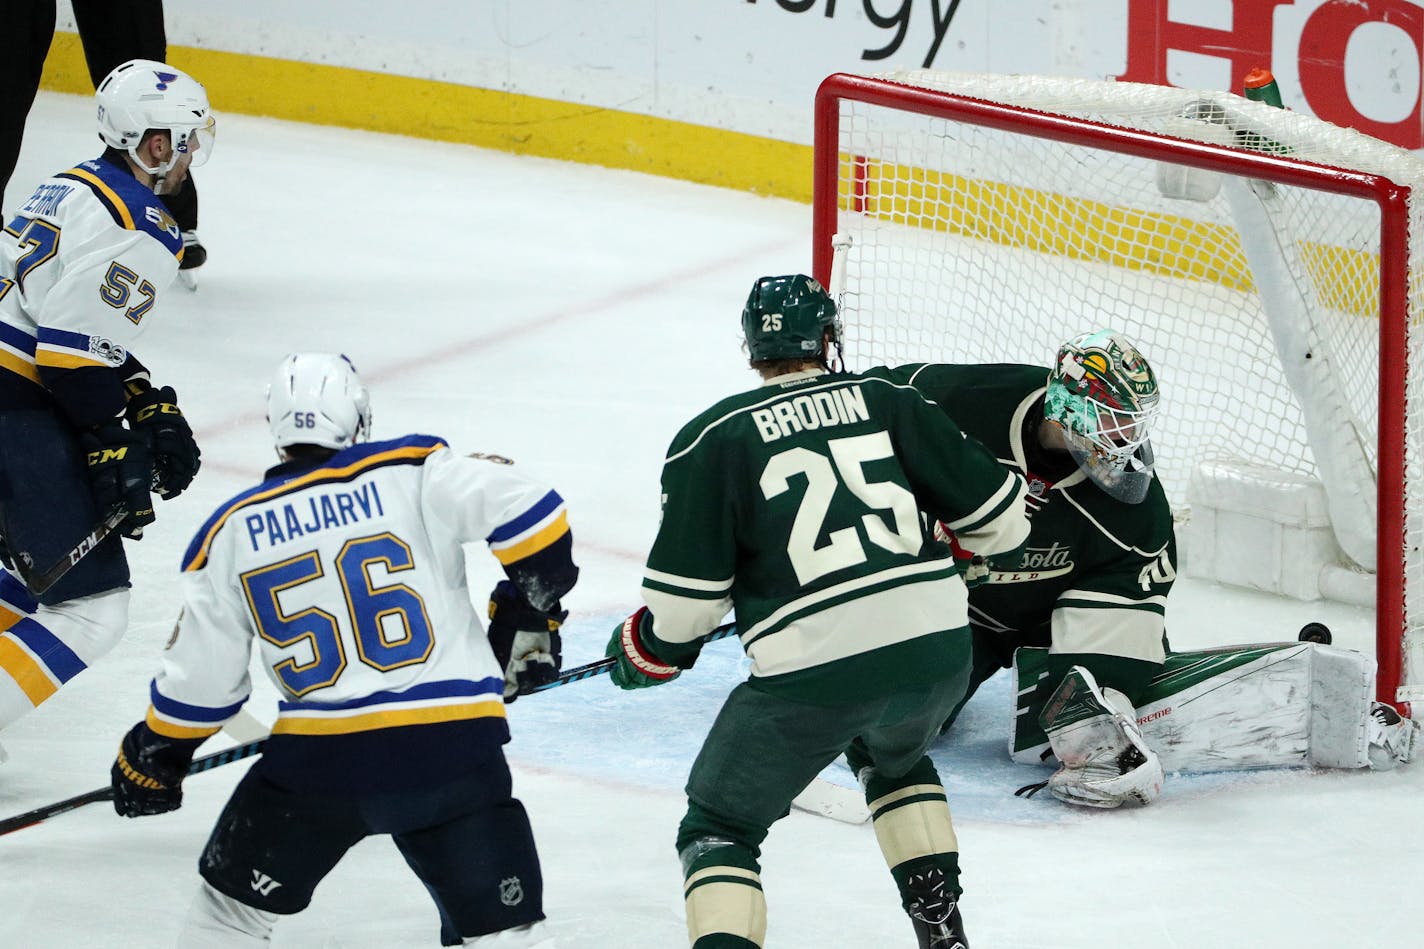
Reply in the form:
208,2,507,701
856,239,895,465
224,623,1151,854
1041,666,1163,809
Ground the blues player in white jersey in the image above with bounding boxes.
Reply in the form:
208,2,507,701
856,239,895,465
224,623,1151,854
109,354,575,948
0,59,212,739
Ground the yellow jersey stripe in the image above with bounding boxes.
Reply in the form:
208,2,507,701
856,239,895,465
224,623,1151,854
63,167,135,229
0,636,58,706
492,511,570,565
271,699,506,735
34,349,110,370
0,351,40,383
145,708,224,741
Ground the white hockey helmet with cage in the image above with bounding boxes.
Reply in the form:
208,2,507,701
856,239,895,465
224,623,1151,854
266,354,372,454
96,59,215,178
1044,330,1161,504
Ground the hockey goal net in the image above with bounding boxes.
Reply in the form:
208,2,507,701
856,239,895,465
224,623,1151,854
812,70,1424,715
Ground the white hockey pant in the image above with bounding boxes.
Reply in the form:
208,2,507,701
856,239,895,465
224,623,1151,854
463,921,557,946
0,588,128,729
176,882,280,947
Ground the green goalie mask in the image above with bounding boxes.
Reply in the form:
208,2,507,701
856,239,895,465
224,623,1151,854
741,274,841,363
1044,330,1161,504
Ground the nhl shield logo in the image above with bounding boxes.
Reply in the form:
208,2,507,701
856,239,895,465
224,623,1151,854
499,876,524,906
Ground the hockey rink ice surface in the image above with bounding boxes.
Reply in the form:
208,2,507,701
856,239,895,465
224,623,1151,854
2,93,1420,948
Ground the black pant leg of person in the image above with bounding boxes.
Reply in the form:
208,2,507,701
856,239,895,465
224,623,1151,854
0,1,58,207
70,0,167,83
69,0,198,232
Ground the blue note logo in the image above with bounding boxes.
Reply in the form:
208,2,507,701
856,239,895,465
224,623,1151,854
152,70,179,91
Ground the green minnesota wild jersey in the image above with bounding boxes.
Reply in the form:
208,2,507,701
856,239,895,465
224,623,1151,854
640,368,1029,706
877,363,1176,672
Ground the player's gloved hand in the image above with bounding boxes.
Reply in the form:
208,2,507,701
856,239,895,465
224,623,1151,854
110,723,202,818
939,523,991,590
605,606,681,690
126,385,200,499
487,580,566,701
80,423,155,540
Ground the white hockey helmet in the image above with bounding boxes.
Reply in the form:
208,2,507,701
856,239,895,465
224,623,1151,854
96,59,215,177
266,354,372,454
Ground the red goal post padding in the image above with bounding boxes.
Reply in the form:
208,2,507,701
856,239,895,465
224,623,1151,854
811,70,1414,716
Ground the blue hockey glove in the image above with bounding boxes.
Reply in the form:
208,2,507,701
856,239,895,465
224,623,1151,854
487,580,566,701
127,385,200,499
80,423,155,540
605,607,681,690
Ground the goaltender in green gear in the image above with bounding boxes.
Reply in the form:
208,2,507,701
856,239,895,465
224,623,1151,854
603,274,1030,949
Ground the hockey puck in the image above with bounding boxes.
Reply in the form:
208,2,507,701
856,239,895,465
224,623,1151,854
1298,622,1332,645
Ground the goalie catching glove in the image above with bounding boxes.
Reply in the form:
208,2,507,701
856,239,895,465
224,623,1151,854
110,722,204,817
605,606,681,690
487,580,565,701
1037,665,1163,809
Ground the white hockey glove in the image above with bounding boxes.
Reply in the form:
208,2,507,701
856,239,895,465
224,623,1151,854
1367,702,1419,771
1039,666,1163,808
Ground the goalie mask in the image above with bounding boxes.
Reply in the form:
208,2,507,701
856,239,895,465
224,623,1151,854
741,274,842,363
1044,330,1160,504
266,353,372,455
96,59,215,179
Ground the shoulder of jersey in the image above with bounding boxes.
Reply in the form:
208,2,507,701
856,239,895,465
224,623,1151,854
49,158,184,260
178,434,450,571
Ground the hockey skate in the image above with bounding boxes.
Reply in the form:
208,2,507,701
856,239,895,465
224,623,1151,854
1367,702,1418,770
178,230,206,290
904,865,968,949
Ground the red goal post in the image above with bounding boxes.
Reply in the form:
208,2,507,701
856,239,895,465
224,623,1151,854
812,70,1419,716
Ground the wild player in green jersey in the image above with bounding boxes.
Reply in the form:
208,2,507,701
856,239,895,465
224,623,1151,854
877,331,1173,808
883,333,1417,804
603,274,1030,949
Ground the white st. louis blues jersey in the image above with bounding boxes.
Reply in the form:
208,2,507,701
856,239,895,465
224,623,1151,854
145,434,573,790
0,155,184,403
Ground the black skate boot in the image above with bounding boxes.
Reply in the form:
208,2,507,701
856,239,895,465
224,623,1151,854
905,865,968,949
180,230,207,270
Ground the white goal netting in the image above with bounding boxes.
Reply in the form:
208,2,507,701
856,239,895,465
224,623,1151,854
815,69,1424,707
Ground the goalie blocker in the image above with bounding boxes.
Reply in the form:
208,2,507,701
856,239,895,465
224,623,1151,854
1012,641,1418,775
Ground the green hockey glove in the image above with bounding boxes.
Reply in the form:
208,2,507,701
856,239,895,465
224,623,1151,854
940,523,991,590
605,607,681,690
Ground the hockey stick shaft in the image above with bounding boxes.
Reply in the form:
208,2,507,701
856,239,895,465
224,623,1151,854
11,504,127,598
523,620,738,695
0,737,265,837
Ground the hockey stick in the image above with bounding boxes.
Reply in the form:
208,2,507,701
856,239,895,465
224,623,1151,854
0,736,265,837
521,620,739,695
10,504,127,598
